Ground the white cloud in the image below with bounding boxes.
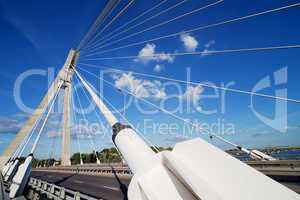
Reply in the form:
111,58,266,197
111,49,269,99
204,40,215,49
0,116,24,133
165,135,191,143
201,49,212,56
154,64,164,72
135,43,174,64
112,73,206,110
180,33,198,52
112,72,166,99
180,85,204,111
202,40,215,57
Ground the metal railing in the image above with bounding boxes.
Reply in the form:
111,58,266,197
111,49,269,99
35,164,133,176
27,177,102,200
29,160,300,198
0,175,9,200
246,160,300,169
34,160,300,175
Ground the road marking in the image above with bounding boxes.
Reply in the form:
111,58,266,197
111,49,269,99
103,186,120,191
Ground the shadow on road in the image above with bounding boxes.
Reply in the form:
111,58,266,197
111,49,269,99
54,173,77,185
112,167,128,200
31,172,51,180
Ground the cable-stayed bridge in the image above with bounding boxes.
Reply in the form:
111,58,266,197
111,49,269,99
1,0,300,199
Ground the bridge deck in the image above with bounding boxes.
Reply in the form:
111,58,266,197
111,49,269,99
30,160,300,199
30,170,131,200
1,160,296,200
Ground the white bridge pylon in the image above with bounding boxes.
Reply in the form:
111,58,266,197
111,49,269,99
75,69,299,200
1,0,300,198
0,49,79,198
1,47,299,199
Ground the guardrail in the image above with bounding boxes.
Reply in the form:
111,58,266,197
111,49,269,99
245,160,300,179
32,159,300,187
31,160,300,195
27,177,102,200
246,160,300,169
35,164,133,176
0,175,9,200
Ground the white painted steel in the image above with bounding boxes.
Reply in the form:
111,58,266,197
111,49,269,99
127,153,199,200
250,149,277,161
9,155,33,198
8,63,63,198
168,138,299,200
132,164,198,200
96,157,101,165
114,128,155,174
4,159,19,182
162,151,221,200
75,70,118,126
75,71,156,174
127,138,300,200
75,69,298,200
1,161,12,176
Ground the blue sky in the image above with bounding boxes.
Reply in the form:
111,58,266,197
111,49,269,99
0,0,300,159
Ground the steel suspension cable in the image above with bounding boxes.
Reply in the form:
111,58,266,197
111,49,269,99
73,71,108,130
49,136,56,161
73,74,111,157
122,91,127,122
10,91,62,161
83,0,136,51
6,135,29,163
73,76,101,162
84,0,169,52
82,44,300,62
72,84,83,164
78,63,300,104
48,111,63,165
83,0,223,54
2,127,38,176
77,0,121,50
74,69,160,153
10,126,35,159
100,92,160,153
84,70,254,154
81,2,300,57
30,82,62,154
83,0,189,53
17,111,46,157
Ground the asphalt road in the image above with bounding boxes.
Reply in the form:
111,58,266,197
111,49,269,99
30,168,300,199
30,170,131,200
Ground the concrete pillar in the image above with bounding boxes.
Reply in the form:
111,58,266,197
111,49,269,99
0,49,78,168
61,83,72,166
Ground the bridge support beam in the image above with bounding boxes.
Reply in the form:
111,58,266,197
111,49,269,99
2,50,78,199
1,49,78,169
61,83,72,166
60,50,77,166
